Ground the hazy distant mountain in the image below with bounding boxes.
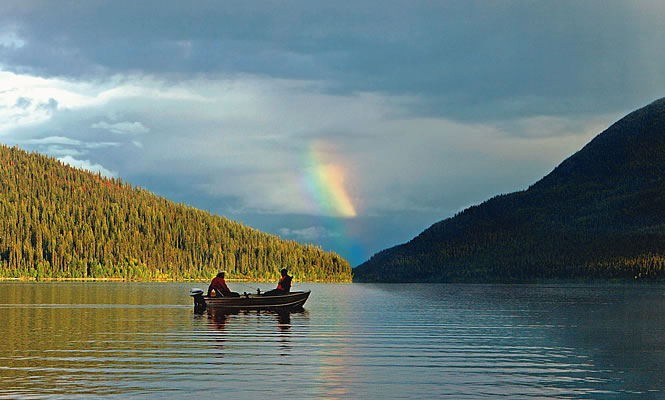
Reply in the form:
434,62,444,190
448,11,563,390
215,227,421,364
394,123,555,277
0,145,351,281
354,98,665,282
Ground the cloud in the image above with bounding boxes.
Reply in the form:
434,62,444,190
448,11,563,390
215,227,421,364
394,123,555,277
92,121,149,135
12,136,119,160
1,68,612,221
2,1,664,123
14,97,31,109
44,146,83,158
0,29,25,49
57,155,116,178
23,136,81,146
0,70,93,134
280,226,339,241
84,142,121,149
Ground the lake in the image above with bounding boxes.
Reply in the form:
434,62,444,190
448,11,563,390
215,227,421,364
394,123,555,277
1,282,664,399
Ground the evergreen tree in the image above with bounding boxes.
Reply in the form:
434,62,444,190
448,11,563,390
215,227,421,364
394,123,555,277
0,144,352,282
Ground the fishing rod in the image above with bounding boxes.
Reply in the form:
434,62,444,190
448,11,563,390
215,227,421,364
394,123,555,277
233,282,262,292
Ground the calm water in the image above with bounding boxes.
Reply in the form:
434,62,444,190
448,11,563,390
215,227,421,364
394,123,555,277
1,282,664,399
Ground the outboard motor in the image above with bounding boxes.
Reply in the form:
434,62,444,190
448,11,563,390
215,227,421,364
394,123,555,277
190,288,206,314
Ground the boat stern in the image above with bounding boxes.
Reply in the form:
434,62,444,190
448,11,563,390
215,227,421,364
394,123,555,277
190,288,207,313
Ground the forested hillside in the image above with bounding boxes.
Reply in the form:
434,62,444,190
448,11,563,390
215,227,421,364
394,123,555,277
0,145,352,281
354,97,665,282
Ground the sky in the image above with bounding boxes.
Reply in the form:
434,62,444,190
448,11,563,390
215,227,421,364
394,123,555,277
2,1,665,267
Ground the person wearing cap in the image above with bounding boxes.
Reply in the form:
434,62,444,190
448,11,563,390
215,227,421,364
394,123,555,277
263,268,292,296
207,271,240,297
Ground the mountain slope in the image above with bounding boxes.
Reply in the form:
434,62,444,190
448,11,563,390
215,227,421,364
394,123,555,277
0,145,352,281
354,98,665,282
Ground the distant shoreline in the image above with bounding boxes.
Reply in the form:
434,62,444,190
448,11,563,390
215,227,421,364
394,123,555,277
0,277,352,283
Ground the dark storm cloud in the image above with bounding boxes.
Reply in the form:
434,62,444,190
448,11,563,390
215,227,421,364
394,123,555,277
3,1,664,122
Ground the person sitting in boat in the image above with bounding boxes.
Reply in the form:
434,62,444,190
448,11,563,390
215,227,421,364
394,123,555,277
263,268,292,296
207,271,240,297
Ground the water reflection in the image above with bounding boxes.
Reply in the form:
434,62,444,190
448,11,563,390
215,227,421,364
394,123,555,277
275,311,292,355
204,308,309,357
1,282,664,399
205,308,307,332
207,307,233,331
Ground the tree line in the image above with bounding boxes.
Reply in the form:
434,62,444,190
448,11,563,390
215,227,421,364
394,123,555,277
355,188,665,283
0,144,352,281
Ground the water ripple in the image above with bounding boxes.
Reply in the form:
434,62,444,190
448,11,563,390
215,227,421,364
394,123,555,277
1,282,664,399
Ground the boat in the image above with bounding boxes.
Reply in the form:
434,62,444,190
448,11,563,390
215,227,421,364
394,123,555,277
190,288,310,313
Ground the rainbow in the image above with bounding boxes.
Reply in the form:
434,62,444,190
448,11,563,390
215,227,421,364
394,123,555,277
304,141,356,218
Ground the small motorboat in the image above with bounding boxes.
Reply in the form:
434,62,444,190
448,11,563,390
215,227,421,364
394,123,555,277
190,288,310,313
